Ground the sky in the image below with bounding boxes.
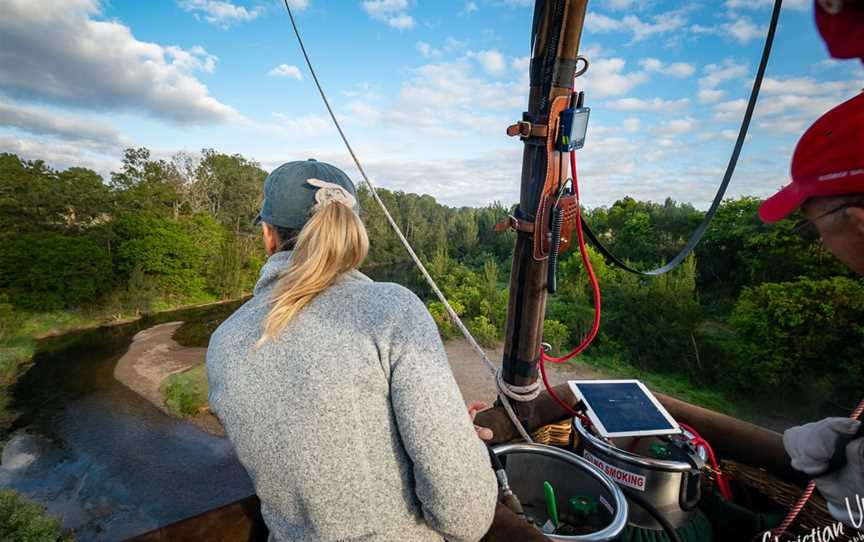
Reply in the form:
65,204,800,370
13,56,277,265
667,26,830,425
1,0,862,209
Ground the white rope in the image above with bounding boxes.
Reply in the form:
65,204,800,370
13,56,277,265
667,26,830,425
496,370,542,402
282,0,534,443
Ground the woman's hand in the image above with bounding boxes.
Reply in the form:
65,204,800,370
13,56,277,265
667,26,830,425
468,400,494,441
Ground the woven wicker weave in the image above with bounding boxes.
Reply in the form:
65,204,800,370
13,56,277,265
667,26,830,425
716,459,859,539
530,420,572,447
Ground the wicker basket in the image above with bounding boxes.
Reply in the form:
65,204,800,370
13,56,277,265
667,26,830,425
530,420,572,447
707,459,857,540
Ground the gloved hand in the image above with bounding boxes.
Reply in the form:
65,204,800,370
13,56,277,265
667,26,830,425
783,417,861,475
814,437,864,529
784,417,864,528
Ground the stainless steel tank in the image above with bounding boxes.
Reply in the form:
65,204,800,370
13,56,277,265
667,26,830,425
572,420,704,531
492,443,629,541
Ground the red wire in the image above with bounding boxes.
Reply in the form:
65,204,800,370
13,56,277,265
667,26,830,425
679,422,733,501
538,150,602,420
541,150,601,364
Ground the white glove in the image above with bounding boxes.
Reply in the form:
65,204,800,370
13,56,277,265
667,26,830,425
783,418,861,475
784,418,864,529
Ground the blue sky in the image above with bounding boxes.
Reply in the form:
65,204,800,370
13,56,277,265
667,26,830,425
1,0,862,208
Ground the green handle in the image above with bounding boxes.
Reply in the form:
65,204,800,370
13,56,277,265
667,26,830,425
543,481,559,527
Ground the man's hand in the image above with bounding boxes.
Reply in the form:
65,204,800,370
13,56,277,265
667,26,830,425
468,400,494,441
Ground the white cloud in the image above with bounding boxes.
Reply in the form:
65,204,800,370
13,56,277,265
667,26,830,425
692,15,768,45
607,0,638,9
0,134,119,178
739,77,864,135
622,117,641,132
416,41,441,59
657,117,698,135
724,16,765,44
178,0,265,29
444,37,467,52
0,100,127,152
269,112,331,137
712,98,747,121
362,0,415,30
607,97,690,113
577,58,648,99
462,1,478,14
0,0,239,124
725,0,808,10
701,60,749,89
469,50,507,76
639,58,695,78
698,59,748,103
268,64,303,80
760,77,859,96
586,13,624,32
587,11,687,42
698,88,727,103
511,56,530,73
344,58,525,140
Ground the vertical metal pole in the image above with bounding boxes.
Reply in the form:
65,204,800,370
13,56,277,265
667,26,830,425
502,0,588,418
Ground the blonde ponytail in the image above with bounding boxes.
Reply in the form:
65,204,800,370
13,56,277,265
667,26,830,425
259,202,368,344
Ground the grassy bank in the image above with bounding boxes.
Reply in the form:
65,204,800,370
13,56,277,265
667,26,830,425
161,366,209,417
0,490,70,542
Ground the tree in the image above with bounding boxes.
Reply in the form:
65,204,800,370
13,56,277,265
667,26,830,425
0,234,111,310
111,148,182,218
728,277,864,405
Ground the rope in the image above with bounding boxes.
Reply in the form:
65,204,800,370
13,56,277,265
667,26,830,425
280,0,534,442
581,0,783,276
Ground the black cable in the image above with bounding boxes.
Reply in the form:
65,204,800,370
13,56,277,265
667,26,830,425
581,0,783,276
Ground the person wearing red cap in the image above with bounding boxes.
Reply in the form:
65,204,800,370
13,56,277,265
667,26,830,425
815,0,864,62
759,91,864,529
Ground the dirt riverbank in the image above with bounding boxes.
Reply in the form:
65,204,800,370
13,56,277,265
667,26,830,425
113,322,223,436
113,321,608,436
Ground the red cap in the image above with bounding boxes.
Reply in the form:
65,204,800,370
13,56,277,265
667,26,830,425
815,0,864,60
759,92,864,223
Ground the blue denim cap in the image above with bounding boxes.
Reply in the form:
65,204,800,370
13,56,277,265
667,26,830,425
253,159,359,230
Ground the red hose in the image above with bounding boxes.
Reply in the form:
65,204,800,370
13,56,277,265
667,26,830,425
541,151,601,365
679,422,733,501
538,150,602,419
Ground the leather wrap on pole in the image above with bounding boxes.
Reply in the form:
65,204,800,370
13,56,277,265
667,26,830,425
501,0,589,419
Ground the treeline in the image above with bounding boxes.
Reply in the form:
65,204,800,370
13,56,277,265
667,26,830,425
1,149,862,419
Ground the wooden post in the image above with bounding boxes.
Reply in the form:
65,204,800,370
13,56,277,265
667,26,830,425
501,0,589,419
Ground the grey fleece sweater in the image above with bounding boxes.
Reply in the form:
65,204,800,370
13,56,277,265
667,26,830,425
206,251,498,542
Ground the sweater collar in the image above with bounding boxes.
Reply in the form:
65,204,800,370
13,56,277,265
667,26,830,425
253,251,294,296
253,250,371,297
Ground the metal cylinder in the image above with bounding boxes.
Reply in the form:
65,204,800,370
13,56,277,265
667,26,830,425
492,443,628,541
572,422,703,532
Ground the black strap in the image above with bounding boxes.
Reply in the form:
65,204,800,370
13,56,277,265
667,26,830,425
580,0,782,277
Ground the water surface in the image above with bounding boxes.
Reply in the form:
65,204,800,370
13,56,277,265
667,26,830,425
0,305,253,541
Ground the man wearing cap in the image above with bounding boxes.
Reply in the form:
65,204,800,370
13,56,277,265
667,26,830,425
207,159,499,542
759,92,864,528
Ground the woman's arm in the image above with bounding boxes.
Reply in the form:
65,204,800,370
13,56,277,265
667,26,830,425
387,289,499,542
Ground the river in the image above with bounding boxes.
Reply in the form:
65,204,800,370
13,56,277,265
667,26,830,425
0,304,253,541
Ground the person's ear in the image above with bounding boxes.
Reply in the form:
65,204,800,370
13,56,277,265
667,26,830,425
262,224,278,255
847,207,864,235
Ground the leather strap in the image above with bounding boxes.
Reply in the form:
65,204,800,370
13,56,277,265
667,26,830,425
494,215,535,233
506,121,548,139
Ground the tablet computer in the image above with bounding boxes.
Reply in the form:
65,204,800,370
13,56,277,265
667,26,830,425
568,379,681,438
